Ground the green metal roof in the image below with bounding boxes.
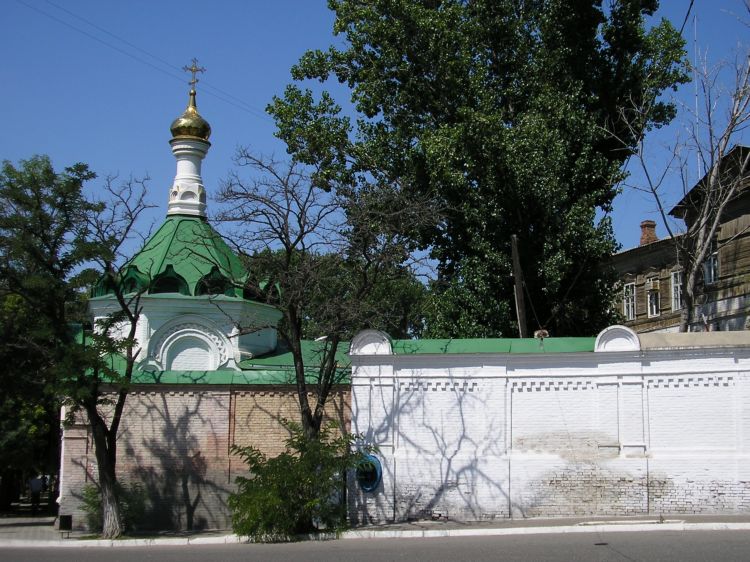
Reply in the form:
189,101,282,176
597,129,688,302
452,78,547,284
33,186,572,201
131,369,346,385
390,337,596,355
92,331,595,388
240,340,351,370
95,215,248,297
98,339,352,386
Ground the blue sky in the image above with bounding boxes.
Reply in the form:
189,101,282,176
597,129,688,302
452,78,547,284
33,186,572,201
3,0,748,253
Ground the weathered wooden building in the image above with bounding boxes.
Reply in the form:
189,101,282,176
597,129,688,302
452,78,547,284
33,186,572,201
611,146,750,332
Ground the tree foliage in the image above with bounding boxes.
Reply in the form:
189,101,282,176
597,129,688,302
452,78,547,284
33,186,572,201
246,250,427,341
0,155,151,536
269,0,688,337
0,156,100,489
229,422,368,541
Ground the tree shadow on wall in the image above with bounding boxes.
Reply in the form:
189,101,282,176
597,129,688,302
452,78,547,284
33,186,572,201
126,393,231,530
350,370,511,524
231,388,350,455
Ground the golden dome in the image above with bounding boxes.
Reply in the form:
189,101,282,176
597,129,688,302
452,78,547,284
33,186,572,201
170,89,211,141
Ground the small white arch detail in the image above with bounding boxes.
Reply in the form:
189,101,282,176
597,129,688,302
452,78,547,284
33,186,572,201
350,329,393,356
595,325,641,352
145,314,236,370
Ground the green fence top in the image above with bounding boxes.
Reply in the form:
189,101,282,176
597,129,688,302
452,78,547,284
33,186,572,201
390,337,596,355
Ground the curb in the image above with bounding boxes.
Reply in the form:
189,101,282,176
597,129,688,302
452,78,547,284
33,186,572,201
340,521,750,540
0,535,244,548
2,522,750,548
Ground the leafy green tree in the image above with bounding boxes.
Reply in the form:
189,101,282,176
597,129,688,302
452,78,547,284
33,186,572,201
0,156,151,537
269,0,689,337
0,156,100,508
246,250,427,341
229,421,369,541
0,293,60,502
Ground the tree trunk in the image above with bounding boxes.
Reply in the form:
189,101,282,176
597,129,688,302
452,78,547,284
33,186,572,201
285,312,323,442
301,404,321,441
87,406,122,538
679,264,699,333
99,471,121,539
679,293,692,332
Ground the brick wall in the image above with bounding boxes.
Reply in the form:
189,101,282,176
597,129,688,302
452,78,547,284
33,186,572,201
58,385,350,531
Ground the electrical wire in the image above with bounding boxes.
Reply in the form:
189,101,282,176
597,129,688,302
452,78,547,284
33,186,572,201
16,0,271,122
678,0,695,36
44,0,270,120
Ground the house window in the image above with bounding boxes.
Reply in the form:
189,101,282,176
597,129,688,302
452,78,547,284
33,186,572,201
648,288,660,318
646,277,661,318
623,283,636,321
671,271,684,311
703,246,719,285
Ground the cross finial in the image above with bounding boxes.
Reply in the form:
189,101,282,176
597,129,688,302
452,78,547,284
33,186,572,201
182,58,206,90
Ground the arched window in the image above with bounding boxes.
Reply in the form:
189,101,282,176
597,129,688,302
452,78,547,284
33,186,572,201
91,275,116,297
150,265,190,295
120,267,149,295
195,267,232,296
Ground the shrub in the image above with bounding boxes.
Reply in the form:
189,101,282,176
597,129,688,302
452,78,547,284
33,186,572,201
80,482,146,533
228,421,370,542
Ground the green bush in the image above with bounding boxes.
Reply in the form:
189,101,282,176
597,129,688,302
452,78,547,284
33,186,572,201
80,482,146,533
228,421,370,542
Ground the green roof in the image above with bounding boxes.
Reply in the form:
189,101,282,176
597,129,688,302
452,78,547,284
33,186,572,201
390,337,595,355
239,340,351,370
96,339,351,386
131,369,350,385
94,215,247,297
132,369,282,385
125,338,593,385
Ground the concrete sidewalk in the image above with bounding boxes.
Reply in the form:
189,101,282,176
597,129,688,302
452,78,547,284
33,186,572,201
1,514,750,548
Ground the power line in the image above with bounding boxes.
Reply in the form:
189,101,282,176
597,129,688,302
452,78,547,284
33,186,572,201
679,0,696,35
44,0,270,120
16,0,271,122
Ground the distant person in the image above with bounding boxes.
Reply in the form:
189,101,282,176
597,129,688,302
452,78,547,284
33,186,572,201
29,475,43,515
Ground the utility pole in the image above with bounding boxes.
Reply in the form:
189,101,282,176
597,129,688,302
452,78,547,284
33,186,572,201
511,234,527,338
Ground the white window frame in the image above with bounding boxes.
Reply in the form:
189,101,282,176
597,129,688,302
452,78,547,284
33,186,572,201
703,247,719,285
623,282,636,321
647,287,660,318
671,270,684,311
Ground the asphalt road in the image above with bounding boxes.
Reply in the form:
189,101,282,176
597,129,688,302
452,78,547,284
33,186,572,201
2,530,750,561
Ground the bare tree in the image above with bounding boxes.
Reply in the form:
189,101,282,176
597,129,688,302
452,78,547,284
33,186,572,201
216,149,434,439
620,21,750,331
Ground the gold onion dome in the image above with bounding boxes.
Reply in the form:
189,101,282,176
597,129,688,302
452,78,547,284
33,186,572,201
170,89,211,141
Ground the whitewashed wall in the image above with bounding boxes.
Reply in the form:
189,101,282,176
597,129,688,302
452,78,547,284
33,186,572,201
89,295,282,371
348,327,750,523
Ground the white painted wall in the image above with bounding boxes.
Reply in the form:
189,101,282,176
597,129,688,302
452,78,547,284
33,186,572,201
348,328,750,522
89,294,282,371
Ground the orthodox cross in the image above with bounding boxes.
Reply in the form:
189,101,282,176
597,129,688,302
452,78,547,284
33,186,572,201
182,58,206,89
